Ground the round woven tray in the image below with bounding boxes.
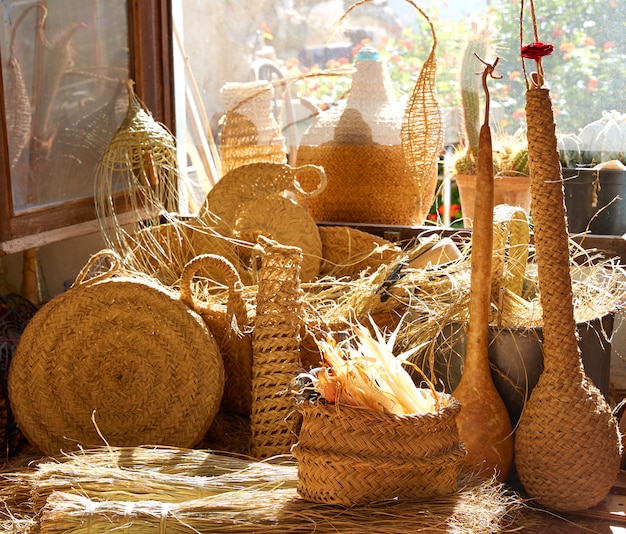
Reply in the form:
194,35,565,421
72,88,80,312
8,251,225,457
292,396,465,506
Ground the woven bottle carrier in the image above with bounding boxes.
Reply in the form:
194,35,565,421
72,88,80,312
296,0,443,226
250,236,304,459
180,254,253,417
8,250,224,457
219,80,287,177
292,395,465,506
514,85,621,511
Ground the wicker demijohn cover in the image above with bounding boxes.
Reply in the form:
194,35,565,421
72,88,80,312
8,251,224,457
297,0,443,226
292,396,465,506
514,84,621,510
219,80,287,176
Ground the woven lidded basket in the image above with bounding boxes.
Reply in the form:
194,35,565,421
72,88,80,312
8,251,224,457
292,395,465,506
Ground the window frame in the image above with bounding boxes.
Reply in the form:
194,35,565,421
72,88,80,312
0,0,174,253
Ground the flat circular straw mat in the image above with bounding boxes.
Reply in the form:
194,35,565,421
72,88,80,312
8,262,225,457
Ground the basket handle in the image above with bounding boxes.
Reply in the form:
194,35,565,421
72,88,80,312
72,249,123,288
291,164,327,199
180,254,248,327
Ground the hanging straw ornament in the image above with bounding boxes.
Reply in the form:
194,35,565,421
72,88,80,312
451,56,514,482
513,0,621,512
399,0,445,224
95,80,181,256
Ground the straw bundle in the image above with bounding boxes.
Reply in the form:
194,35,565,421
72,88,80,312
126,217,246,287
0,446,523,534
513,3,622,511
35,481,520,534
8,251,224,457
250,237,304,459
0,447,297,515
95,80,181,255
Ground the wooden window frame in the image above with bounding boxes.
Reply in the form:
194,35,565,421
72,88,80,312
0,0,174,254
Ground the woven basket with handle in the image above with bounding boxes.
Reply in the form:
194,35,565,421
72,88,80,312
8,250,224,457
180,254,253,417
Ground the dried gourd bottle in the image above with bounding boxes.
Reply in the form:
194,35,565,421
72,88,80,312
297,47,417,225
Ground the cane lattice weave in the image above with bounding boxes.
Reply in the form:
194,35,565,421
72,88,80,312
292,397,465,506
8,251,224,457
250,237,304,459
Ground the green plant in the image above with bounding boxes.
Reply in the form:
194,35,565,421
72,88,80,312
450,21,529,179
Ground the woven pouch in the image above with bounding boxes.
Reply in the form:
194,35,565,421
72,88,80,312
180,254,253,416
8,251,224,457
292,396,465,506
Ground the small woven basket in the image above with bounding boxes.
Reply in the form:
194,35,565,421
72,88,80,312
8,251,224,457
292,396,465,506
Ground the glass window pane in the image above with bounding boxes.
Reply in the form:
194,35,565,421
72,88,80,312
1,0,129,213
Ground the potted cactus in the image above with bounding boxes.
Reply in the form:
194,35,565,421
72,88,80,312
557,110,626,235
451,23,532,227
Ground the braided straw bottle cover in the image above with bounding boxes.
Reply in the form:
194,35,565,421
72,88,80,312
514,84,621,511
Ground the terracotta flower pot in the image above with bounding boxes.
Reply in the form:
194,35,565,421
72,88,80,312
455,173,531,227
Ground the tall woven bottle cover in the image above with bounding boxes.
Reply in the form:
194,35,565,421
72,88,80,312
8,250,225,457
219,80,287,176
514,28,621,510
250,236,303,459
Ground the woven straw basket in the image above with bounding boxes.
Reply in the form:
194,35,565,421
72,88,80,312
8,251,224,457
292,396,466,506
180,254,253,417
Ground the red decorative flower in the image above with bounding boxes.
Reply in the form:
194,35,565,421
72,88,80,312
520,42,555,60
